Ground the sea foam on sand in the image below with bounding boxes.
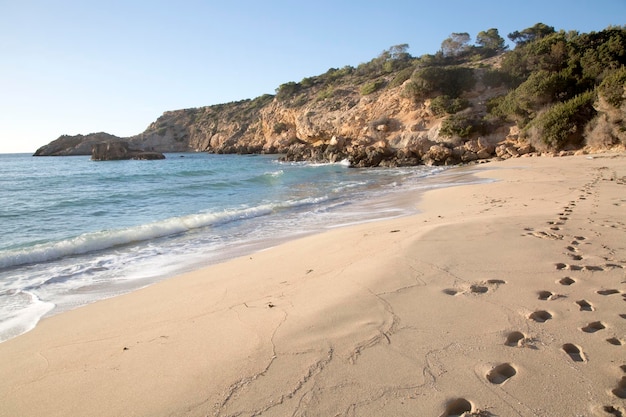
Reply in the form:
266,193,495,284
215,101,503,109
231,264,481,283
0,153,625,417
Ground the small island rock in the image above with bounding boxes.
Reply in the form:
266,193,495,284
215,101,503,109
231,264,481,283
91,142,165,161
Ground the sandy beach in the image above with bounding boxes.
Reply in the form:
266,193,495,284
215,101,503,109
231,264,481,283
1,153,625,417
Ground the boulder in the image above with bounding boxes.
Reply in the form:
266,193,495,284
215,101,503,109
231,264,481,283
91,141,165,161
423,144,452,165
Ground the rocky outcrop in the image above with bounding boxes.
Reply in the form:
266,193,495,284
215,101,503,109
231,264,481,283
32,63,536,166
30,78,529,166
35,52,612,166
91,141,165,161
33,132,125,156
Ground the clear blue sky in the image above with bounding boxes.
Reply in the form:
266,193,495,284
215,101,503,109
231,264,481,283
1,0,624,153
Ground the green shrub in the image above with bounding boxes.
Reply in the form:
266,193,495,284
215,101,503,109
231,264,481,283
317,85,335,101
439,115,475,138
430,95,471,116
291,93,309,107
275,82,301,101
360,80,385,95
482,69,515,88
526,91,596,149
408,66,475,99
598,66,626,108
402,80,427,100
389,66,414,88
489,69,576,126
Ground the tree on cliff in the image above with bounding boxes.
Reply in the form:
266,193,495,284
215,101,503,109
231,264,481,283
476,28,507,55
441,33,471,57
508,23,555,45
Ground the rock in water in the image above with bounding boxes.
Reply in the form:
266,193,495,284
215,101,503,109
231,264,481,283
91,141,165,161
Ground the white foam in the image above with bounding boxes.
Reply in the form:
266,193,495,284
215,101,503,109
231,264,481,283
0,205,274,269
0,196,335,270
0,291,54,343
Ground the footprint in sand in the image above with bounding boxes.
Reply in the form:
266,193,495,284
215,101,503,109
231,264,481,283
538,291,553,300
581,321,606,333
607,338,623,346
440,398,473,417
486,363,517,384
613,377,626,399
597,289,621,296
566,245,579,253
529,310,552,323
555,263,583,271
469,284,488,294
505,331,525,347
585,265,605,271
559,277,576,286
576,299,594,311
602,405,625,416
443,280,506,297
562,343,586,362
523,229,563,240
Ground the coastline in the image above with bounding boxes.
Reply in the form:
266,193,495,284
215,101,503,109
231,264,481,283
1,154,625,416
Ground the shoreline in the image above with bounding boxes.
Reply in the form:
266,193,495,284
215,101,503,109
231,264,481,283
1,153,625,416
0,155,451,344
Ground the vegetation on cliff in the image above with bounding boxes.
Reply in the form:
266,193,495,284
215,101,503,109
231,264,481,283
35,23,626,166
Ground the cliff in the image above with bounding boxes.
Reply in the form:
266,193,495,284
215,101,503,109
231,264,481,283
34,26,626,166
31,61,522,166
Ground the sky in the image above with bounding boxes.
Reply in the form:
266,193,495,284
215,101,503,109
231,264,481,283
1,0,625,153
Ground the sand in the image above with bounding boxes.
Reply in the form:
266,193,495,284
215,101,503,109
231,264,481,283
1,153,625,417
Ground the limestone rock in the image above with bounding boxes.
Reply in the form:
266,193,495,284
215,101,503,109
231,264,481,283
91,142,165,161
34,133,124,156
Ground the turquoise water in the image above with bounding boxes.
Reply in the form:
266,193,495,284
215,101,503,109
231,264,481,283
0,152,449,342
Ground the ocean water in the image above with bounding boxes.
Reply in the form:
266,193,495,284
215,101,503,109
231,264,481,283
0,152,460,343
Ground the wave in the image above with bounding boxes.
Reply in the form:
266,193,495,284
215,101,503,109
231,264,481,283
281,159,351,168
0,197,328,270
244,170,284,185
0,290,54,343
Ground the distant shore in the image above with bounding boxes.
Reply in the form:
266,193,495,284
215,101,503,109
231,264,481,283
1,153,625,417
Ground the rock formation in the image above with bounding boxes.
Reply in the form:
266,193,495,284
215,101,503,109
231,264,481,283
33,74,526,166
33,27,626,166
91,141,165,161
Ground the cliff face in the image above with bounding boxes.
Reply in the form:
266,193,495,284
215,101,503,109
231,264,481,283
33,132,124,156
33,66,518,166
34,28,626,166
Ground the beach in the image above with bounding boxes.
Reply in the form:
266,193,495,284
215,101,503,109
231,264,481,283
1,153,624,416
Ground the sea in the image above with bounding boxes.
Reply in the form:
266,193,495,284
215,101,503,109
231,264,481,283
0,152,476,343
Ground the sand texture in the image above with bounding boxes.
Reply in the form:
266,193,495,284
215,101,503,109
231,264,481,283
1,154,625,416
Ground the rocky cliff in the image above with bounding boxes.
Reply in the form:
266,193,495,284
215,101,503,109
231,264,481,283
34,26,626,166
32,62,523,166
